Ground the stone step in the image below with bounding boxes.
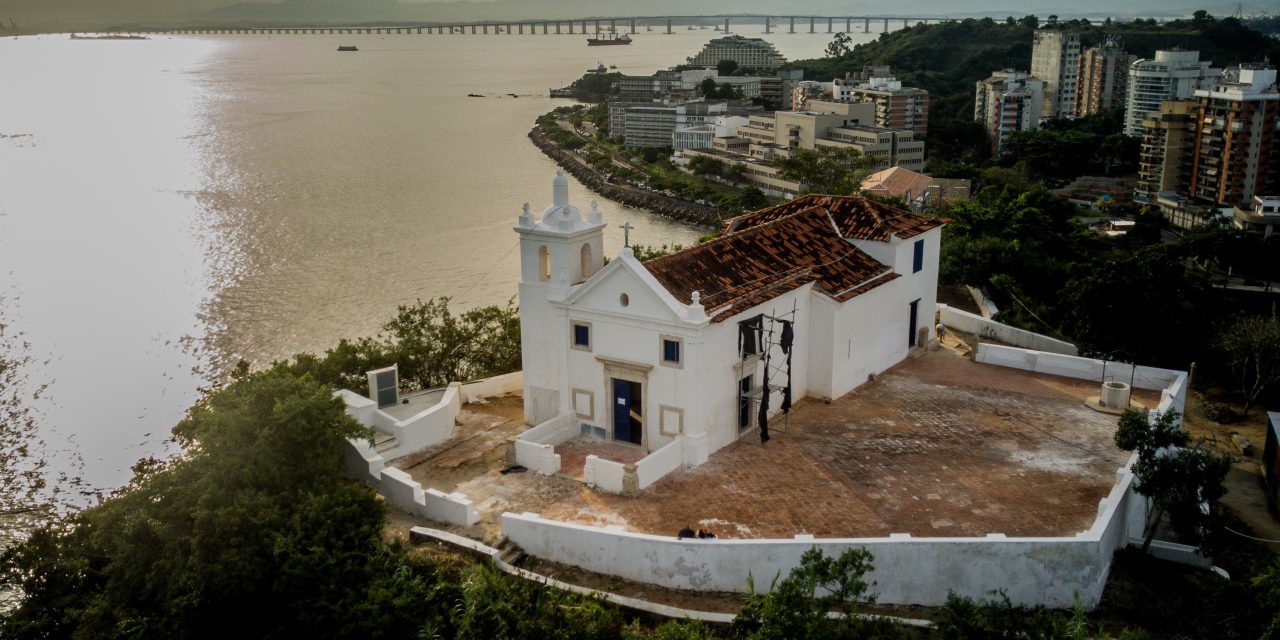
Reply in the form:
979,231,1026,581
374,433,399,453
495,538,527,566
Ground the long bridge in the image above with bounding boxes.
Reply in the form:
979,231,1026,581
144,15,956,37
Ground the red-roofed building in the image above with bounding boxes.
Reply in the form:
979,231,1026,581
515,173,945,479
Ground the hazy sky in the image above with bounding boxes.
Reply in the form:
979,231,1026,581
0,0,1251,29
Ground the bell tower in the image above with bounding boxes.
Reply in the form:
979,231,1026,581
514,170,607,424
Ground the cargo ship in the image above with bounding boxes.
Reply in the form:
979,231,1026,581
586,33,631,46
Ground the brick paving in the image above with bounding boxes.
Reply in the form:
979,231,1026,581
401,350,1152,542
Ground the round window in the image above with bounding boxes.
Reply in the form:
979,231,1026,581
620,293,630,307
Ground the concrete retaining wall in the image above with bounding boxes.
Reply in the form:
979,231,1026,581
636,437,684,491
584,455,627,493
938,305,1077,355
461,371,523,404
503,459,1138,609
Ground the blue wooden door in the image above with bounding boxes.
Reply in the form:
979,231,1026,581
613,378,631,443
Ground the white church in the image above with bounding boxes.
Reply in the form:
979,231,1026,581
516,171,945,467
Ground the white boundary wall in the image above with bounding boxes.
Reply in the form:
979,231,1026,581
343,436,478,526
584,455,627,493
515,412,578,475
938,305,1078,355
502,345,1191,608
461,371,523,404
336,386,477,527
505,457,1138,609
336,383,463,461
636,437,684,491
974,344,1187,419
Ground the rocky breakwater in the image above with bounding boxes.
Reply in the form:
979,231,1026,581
528,127,721,228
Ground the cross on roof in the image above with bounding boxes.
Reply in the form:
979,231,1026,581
619,221,634,247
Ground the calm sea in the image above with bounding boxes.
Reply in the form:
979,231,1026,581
0,27,885,493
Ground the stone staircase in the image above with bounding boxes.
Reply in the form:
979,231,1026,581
373,431,399,454
494,538,528,567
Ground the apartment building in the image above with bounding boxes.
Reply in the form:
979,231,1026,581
974,70,1045,155
833,73,930,136
1135,100,1197,212
687,35,787,70
1075,36,1135,117
1123,50,1221,136
1030,30,1082,119
1189,66,1280,206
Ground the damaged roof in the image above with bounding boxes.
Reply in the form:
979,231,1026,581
722,194,946,241
642,200,904,321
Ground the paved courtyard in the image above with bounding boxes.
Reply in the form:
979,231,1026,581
396,348,1153,543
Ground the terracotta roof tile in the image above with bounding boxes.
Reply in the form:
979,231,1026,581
861,167,933,199
722,194,947,241
642,205,896,321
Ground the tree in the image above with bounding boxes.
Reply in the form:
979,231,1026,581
280,297,520,394
1020,14,1039,28
1115,409,1231,554
733,547,889,640
716,59,739,76
717,82,741,100
1218,314,1280,417
688,154,725,177
771,146,877,195
824,32,852,58
699,77,718,98
0,368,446,638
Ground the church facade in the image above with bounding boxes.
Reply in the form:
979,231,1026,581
516,171,945,466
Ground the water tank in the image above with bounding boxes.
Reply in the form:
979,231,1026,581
1100,381,1131,409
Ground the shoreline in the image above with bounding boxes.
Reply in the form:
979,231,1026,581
527,125,721,229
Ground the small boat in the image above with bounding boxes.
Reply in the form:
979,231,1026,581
337,45,358,51
587,32,631,46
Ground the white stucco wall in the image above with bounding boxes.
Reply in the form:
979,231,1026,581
461,371,523,403
502,458,1138,609
974,345,1187,418
938,305,1079,355
562,264,701,454
636,437,685,490
342,440,478,527
823,278,910,400
370,383,461,461
583,455,627,493
516,412,578,475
